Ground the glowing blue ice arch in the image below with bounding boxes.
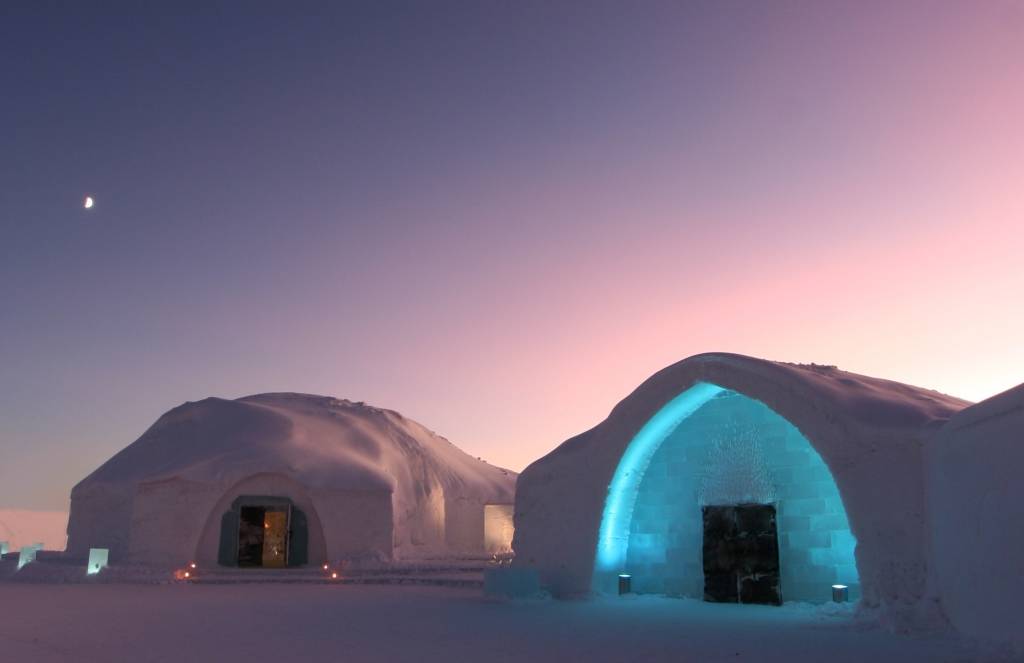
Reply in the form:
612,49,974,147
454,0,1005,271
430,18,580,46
594,382,724,589
593,382,859,601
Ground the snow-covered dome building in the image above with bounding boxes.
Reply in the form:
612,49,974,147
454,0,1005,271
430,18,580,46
67,393,516,568
514,353,971,618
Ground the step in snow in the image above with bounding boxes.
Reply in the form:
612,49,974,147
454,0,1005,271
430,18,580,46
0,556,498,588
182,565,486,588
187,573,483,588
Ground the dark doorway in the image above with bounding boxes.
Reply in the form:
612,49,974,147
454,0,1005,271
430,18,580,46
236,505,289,568
238,506,266,567
702,504,781,605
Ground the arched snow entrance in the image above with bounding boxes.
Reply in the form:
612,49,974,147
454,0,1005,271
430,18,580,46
594,382,859,603
195,473,328,568
216,495,308,568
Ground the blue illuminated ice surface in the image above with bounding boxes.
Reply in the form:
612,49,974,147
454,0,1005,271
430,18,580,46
595,382,859,602
87,548,110,575
17,545,38,570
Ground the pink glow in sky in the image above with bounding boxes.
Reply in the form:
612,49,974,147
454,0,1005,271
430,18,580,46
2,2,1023,510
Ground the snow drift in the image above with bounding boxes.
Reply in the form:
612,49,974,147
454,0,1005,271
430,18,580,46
513,353,969,627
66,393,516,566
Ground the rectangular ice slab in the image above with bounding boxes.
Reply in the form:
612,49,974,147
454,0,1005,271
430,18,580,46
87,548,109,575
484,504,515,553
17,546,38,570
484,567,542,598
0,541,8,556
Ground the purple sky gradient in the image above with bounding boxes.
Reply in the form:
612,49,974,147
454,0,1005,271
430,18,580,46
2,1,1023,510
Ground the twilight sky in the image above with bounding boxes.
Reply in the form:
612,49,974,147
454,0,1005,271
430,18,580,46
2,1,1023,511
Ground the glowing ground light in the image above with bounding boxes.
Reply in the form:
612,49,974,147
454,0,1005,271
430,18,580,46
83,196,94,209
331,572,338,579
618,574,632,595
86,548,109,575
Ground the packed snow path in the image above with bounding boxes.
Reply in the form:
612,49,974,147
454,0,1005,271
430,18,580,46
0,585,1014,662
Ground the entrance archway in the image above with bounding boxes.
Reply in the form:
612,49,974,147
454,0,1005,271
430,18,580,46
594,382,859,603
220,496,304,568
195,473,327,568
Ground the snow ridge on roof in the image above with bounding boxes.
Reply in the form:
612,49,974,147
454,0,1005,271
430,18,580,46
678,353,970,429
74,392,515,505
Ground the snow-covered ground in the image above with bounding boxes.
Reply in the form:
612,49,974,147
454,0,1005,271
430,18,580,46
0,584,1016,663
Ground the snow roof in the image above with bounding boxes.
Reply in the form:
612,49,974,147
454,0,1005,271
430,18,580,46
620,352,970,434
690,353,972,429
939,381,1024,432
73,393,515,504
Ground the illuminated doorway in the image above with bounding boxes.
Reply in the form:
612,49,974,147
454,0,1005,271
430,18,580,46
237,505,290,568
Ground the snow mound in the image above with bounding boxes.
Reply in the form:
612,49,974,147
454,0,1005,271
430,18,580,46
83,393,514,497
67,393,516,564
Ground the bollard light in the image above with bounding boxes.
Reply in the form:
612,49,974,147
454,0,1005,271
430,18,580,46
618,574,632,595
832,584,848,603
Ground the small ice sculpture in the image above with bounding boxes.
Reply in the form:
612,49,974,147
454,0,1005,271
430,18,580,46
17,546,38,570
87,548,109,575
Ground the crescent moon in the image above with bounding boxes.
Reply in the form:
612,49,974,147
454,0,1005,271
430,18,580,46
84,196,94,209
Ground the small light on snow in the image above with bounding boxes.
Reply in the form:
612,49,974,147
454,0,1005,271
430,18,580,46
331,572,338,579
184,571,190,578
190,562,197,569
323,563,329,570
618,573,632,595
832,584,848,603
